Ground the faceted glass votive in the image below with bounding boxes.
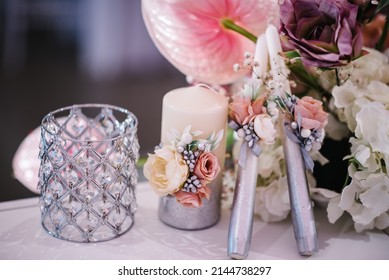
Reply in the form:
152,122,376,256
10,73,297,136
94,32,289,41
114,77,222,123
38,104,139,242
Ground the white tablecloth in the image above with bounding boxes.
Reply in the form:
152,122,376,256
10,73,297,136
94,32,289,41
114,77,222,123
0,182,388,260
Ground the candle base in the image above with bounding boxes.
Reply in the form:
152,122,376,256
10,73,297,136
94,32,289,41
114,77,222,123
158,177,222,230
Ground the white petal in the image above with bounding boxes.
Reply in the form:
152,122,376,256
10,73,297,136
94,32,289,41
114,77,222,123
354,221,375,233
339,181,360,210
327,196,344,223
375,212,389,230
354,146,371,167
359,187,389,215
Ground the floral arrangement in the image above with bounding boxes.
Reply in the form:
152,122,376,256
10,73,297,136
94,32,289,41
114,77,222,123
143,126,223,208
229,52,278,164
276,0,389,233
272,94,328,171
142,0,389,233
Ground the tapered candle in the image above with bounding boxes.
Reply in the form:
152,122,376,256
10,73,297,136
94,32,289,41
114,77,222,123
266,24,318,255
228,34,268,259
159,86,228,229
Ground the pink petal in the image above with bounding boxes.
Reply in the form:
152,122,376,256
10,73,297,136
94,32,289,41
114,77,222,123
142,0,279,85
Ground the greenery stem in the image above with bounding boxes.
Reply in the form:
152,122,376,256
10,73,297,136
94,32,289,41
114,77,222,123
375,14,389,52
222,18,333,109
221,19,257,43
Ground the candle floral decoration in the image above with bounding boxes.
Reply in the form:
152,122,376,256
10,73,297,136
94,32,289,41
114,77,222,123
271,94,328,171
144,126,223,208
229,52,278,166
230,51,328,171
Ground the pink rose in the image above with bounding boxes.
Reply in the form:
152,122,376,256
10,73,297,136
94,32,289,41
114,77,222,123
294,96,328,130
193,152,220,183
229,95,265,125
175,185,211,208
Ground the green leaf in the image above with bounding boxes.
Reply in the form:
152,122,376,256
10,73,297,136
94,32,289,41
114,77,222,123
280,50,301,60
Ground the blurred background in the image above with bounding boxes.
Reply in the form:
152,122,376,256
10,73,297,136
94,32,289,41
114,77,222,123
0,0,187,202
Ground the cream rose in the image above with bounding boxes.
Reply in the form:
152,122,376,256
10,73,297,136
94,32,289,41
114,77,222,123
253,114,277,145
143,146,189,196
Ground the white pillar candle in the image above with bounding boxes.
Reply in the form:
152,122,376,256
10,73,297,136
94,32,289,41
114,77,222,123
161,86,228,162
159,85,229,230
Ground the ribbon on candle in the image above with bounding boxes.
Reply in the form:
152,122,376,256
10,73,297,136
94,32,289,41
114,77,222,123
229,120,261,168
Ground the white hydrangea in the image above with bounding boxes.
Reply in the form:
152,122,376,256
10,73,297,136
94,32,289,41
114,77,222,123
324,112,350,141
328,172,389,233
332,82,389,132
348,138,382,173
330,48,389,134
254,176,290,222
327,134,389,232
348,48,389,86
254,173,318,222
355,102,389,156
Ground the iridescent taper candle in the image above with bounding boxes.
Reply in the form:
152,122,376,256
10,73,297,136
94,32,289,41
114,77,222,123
228,34,268,259
266,24,318,255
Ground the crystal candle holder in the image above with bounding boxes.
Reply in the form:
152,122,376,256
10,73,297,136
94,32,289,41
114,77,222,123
38,104,139,242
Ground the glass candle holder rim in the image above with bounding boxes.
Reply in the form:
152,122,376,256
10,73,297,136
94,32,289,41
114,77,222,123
41,103,138,143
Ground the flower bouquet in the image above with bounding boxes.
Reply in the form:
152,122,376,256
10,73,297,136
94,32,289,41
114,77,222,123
142,0,389,234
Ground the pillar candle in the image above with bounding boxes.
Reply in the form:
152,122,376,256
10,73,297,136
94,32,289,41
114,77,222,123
159,85,228,230
161,86,228,162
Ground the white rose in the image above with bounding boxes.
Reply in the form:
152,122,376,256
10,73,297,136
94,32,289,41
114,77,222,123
355,102,389,155
253,114,276,145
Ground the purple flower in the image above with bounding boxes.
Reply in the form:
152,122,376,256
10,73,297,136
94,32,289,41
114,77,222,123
280,0,363,68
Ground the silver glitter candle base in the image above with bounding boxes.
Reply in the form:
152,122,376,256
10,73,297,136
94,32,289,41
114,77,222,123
158,176,222,230
280,119,318,255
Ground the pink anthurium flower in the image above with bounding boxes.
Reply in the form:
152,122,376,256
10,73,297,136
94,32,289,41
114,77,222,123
142,0,279,85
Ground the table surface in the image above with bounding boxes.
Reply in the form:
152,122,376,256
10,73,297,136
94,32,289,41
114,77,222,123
0,182,388,260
